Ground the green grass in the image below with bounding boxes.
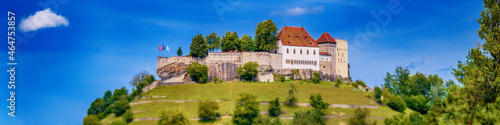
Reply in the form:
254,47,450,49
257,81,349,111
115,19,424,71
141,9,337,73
104,81,408,124
141,82,371,105
100,114,126,125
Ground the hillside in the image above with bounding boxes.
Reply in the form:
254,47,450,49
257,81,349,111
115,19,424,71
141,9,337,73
102,81,412,125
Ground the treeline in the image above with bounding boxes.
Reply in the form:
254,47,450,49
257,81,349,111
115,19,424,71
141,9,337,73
188,19,278,58
83,72,156,125
378,0,500,124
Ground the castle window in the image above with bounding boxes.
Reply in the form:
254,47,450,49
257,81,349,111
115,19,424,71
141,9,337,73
293,49,296,54
313,50,316,55
323,66,326,69
342,53,344,57
300,49,302,54
287,48,289,53
307,50,309,55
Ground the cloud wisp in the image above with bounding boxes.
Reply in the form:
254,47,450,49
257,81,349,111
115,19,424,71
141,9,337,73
270,5,324,16
20,8,69,32
405,57,425,69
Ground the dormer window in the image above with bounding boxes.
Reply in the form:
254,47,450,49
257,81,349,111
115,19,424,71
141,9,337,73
288,35,290,37
296,36,299,38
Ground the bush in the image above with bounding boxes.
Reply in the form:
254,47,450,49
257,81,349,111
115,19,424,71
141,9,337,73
388,96,406,112
274,74,286,82
286,84,298,107
237,61,259,81
309,94,329,113
198,100,220,121
349,107,376,125
268,97,282,117
374,86,382,99
122,110,133,123
110,120,127,125
233,93,260,125
406,95,428,114
352,82,359,88
292,110,325,125
311,72,320,84
336,78,342,84
355,80,367,87
87,98,105,115
187,62,209,83
158,110,189,125
334,82,340,88
112,99,130,116
83,115,100,125
384,112,424,125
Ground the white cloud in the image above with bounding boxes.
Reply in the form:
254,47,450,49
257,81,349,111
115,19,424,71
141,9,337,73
20,8,69,32
271,5,324,16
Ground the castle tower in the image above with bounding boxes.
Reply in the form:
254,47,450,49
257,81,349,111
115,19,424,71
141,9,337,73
317,32,337,75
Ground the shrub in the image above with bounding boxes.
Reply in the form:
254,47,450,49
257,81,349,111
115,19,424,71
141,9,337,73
309,94,329,113
83,115,100,125
374,86,382,99
286,84,298,107
384,112,424,125
292,110,325,125
187,62,209,83
122,110,133,123
406,95,428,114
334,82,340,88
233,93,259,125
352,82,359,88
355,80,367,87
388,96,406,112
213,77,223,83
336,78,342,84
349,107,376,125
237,61,259,81
311,72,320,84
158,110,189,125
112,99,130,116
268,97,282,117
198,100,220,121
87,98,105,115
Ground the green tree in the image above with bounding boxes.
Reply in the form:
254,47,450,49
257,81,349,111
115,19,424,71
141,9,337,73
268,97,282,117
83,115,100,125
384,112,424,125
349,107,376,125
111,87,128,103
406,95,428,114
387,95,406,112
237,61,259,81
103,90,113,107
187,62,209,83
122,110,133,123
177,47,183,56
233,93,260,125
87,98,105,115
198,100,220,121
189,34,208,58
292,110,325,125
254,19,278,52
112,99,130,116
311,72,320,84
374,86,382,99
206,32,221,52
221,31,240,52
286,84,298,106
158,110,189,125
383,67,411,96
355,80,367,87
309,94,329,113
240,34,254,52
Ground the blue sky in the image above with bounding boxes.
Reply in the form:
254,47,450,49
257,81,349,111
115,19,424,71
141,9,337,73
0,0,484,124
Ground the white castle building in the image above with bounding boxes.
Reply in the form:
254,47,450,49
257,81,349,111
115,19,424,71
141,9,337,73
275,26,349,78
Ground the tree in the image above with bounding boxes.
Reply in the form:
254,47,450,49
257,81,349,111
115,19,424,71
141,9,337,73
233,93,259,125
206,32,221,52
130,72,155,98
111,87,128,103
122,110,133,123
311,72,320,84
384,112,424,125
254,19,278,52
309,94,329,114
406,95,428,114
187,62,209,83
240,34,254,52
349,107,375,125
83,115,100,125
87,98,105,115
383,67,411,96
189,34,208,58
292,110,325,125
374,86,382,99
237,61,259,81
112,99,130,116
158,110,189,125
387,95,406,112
221,31,240,52
286,84,298,106
198,100,220,121
177,47,183,56
103,90,113,107
268,97,282,117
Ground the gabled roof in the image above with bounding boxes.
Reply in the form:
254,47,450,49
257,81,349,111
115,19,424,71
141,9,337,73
316,32,336,44
319,52,331,56
276,26,318,47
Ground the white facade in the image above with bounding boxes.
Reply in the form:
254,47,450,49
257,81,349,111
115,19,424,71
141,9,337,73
277,40,320,70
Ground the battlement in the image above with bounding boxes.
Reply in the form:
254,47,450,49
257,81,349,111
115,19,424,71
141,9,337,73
157,56,205,69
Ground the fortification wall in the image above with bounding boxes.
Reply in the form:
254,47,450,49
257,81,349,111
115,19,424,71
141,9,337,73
157,56,205,69
319,61,332,74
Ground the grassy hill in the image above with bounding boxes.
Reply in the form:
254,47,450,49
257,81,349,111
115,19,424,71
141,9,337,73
102,81,413,125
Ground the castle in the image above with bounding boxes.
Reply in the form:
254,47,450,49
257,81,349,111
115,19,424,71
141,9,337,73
157,26,349,82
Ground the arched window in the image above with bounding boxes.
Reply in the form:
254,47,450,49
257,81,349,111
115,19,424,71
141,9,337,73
287,48,289,53
300,49,302,54
293,49,296,54
307,50,309,55
313,50,316,55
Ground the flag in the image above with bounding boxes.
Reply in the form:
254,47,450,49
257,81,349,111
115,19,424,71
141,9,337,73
159,45,163,51
166,46,170,51
162,44,165,50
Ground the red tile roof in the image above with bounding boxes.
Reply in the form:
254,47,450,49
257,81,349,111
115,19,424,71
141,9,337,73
319,52,331,56
316,32,336,44
276,26,318,47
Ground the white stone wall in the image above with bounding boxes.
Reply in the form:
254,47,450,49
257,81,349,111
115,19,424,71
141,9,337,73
335,39,349,78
